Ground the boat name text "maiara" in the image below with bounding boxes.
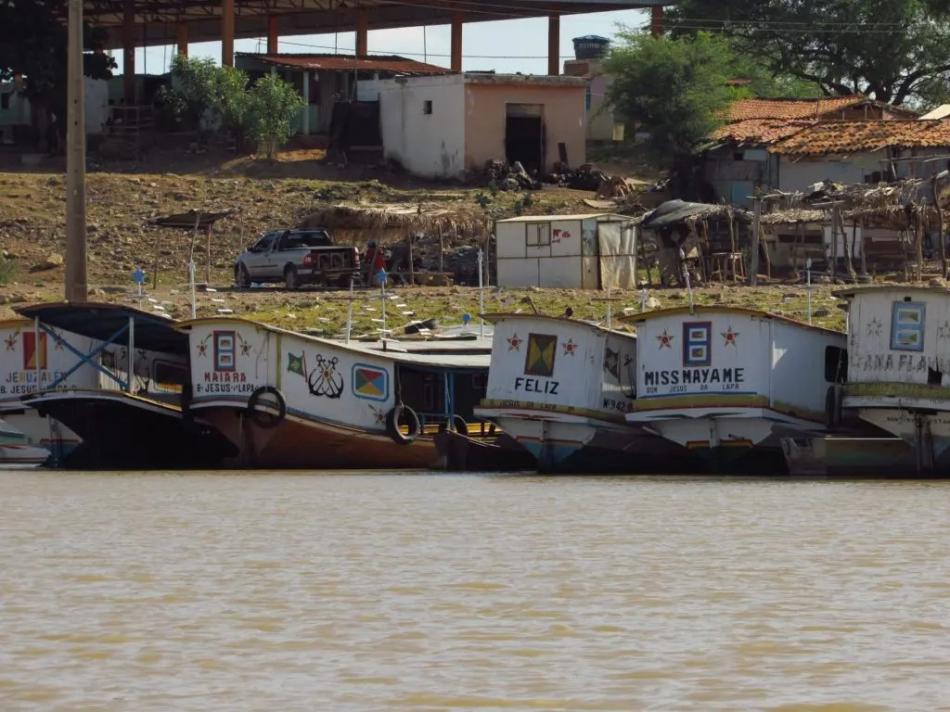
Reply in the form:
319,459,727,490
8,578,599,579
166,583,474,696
643,368,745,387
514,377,559,395
203,371,248,383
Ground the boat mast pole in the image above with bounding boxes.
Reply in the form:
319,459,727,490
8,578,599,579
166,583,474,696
34,316,41,392
477,248,484,337
128,316,135,394
65,0,88,303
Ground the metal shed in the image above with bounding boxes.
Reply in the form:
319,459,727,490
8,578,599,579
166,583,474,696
494,213,637,290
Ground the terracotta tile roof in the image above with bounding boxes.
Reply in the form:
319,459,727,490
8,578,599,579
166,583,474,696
726,96,867,121
769,120,950,155
711,118,815,145
251,53,448,76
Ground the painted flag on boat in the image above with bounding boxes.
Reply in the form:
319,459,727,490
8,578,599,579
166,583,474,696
23,331,47,370
287,352,306,377
524,333,557,377
353,365,388,401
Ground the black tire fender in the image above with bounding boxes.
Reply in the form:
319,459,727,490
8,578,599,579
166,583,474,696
386,404,421,445
247,386,287,429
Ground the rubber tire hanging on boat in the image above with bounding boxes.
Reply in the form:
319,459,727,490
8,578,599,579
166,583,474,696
386,404,421,445
438,415,468,436
247,386,287,429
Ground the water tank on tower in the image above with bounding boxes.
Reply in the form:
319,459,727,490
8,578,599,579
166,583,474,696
572,35,610,60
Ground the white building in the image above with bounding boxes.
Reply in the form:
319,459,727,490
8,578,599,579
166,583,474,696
357,73,587,179
494,213,636,290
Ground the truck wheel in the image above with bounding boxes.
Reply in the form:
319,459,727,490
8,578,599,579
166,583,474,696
284,265,298,290
235,264,251,289
337,274,353,289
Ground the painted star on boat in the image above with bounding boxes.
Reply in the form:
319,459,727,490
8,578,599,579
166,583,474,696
722,326,740,347
562,338,578,356
938,322,950,340
507,333,523,351
657,330,674,349
867,318,883,337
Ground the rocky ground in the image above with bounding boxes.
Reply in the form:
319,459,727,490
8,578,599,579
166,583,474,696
0,145,864,334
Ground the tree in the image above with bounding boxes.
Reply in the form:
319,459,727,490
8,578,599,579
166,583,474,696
604,32,743,162
0,0,114,149
668,0,950,106
246,74,304,160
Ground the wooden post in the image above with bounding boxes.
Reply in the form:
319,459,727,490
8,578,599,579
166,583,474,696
748,194,761,286
176,23,189,56
221,0,235,67
356,7,369,58
857,218,867,279
407,233,414,285
830,205,839,282
206,224,212,285
152,229,160,289
65,0,87,303
935,177,947,278
450,11,463,73
547,15,560,76
650,5,665,37
266,15,279,55
122,0,136,103
915,213,924,282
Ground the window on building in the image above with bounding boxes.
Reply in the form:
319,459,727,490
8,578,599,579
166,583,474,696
423,100,433,115
526,223,551,247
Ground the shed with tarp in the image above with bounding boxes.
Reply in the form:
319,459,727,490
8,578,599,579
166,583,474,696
494,213,637,290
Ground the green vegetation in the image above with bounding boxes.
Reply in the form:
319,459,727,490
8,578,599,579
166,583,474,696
246,74,306,160
604,32,742,162
669,0,950,106
0,255,16,286
158,55,303,157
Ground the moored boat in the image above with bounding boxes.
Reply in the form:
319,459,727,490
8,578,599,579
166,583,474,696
626,306,848,473
0,317,92,464
835,285,950,474
16,303,235,468
475,313,697,472
178,316,511,469
0,417,50,468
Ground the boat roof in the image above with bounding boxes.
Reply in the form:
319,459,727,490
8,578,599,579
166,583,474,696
495,213,633,224
177,316,489,369
622,305,844,337
15,302,188,354
0,318,31,330
833,284,950,299
482,312,635,340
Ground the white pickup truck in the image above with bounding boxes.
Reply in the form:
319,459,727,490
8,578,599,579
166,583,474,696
234,228,361,289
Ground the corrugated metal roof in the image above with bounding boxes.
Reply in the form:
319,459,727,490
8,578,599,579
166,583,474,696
920,105,950,120
770,119,950,155
251,53,449,76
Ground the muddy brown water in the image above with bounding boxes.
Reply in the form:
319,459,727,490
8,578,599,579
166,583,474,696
1,471,948,711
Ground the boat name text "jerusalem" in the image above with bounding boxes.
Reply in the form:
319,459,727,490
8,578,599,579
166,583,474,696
514,377,559,395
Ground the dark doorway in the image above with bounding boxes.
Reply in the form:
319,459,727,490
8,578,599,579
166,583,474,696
505,104,544,173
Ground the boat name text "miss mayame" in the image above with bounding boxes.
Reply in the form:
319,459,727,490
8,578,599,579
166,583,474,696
643,367,746,386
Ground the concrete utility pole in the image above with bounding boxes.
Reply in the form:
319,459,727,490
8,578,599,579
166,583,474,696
748,193,761,286
65,0,88,303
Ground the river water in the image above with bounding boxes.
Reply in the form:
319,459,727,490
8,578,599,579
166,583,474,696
1,471,949,711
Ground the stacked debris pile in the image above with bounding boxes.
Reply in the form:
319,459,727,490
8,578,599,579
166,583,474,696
483,160,541,191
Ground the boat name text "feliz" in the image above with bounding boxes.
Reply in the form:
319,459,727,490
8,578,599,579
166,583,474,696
644,368,746,387
514,377,559,395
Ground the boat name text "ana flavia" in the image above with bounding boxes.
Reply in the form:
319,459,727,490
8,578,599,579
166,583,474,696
643,367,746,387
514,377,559,395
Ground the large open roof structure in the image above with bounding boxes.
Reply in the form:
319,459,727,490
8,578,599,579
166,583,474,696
88,0,666,48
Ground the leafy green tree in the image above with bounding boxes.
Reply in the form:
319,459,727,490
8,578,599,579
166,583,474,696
163,54,221,130
0,0,115,149
668,0,950,105
604,32,742,162
246,74,304,160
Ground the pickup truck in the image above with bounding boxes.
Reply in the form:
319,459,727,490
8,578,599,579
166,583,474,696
234,228,361,289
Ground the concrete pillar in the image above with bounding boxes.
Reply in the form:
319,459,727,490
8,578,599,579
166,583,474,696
66,0,87,304
650,5,665,37
301,71,310,135
221,0,235,67
356,7,369,58
450,11,463,73
122,0,135,103
547,14,560,76
176,23,189,56
266,15,279,54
